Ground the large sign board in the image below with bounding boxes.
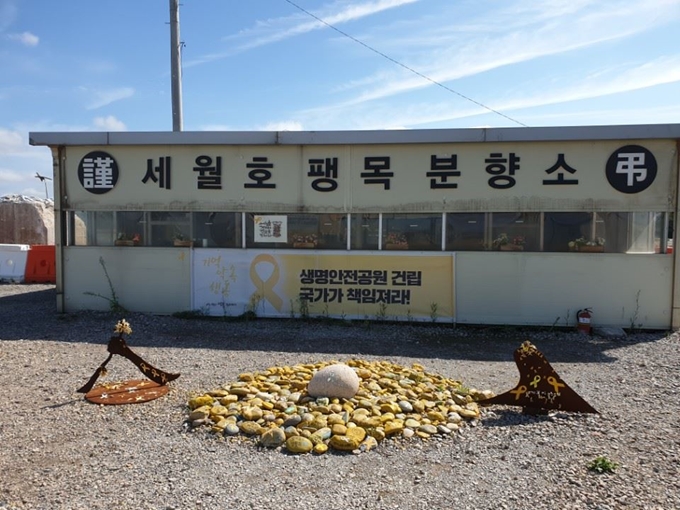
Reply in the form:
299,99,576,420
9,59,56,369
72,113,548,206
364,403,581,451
191,250,455,320
63,140,676,212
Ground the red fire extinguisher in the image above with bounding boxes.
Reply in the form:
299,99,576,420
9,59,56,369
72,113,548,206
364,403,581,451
576,308,592,335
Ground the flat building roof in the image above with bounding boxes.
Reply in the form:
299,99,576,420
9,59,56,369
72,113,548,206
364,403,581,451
29,123,680,147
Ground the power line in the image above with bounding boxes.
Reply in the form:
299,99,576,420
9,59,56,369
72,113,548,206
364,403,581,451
283,0,528,127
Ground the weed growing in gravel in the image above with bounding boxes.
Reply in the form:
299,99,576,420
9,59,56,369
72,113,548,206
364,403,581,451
587,456,619,474
628,289,643,333
430,302,439,323
83,256,127,314
375,302,388,321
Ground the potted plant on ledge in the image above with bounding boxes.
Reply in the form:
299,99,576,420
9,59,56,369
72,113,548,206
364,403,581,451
173,230,193,247
384,232,409,250
115,232,141,246
291,233,318,248
493,233,525,251
569,237,605,252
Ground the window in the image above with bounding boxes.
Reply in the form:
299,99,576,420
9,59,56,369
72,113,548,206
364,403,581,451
73,211,114,246
193,212,242,248
351,214,378,250
446,213,485,251
148,211,190,247
116,211,146,246
491,212,540,251
246,213,347,249
382,213,442,251
543,212,592,252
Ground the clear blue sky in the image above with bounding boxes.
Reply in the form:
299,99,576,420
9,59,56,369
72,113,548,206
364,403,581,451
1,0,679,198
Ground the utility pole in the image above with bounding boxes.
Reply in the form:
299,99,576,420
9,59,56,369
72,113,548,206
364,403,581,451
170,0,183,131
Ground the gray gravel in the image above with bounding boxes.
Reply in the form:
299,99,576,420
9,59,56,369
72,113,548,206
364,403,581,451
1,283,679,510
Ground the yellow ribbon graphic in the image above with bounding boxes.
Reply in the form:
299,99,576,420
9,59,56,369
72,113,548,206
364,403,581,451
547,376,565,394
249,254,284,311
530,375,541,388
510,385,527,401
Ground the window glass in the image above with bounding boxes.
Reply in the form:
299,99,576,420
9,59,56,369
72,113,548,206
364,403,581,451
382,213,442,251
351,214,379,250
115,211,145,246
246,213,347,249
543,212,592,252
72,211,114,246
668,212,674,254
446,213,485,251
491,212,540,251
628,212,665,254
193,212,242,248
148,211,190,247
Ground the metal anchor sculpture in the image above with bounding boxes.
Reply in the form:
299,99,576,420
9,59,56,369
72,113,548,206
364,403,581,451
77,320,180,403
481,340,597,413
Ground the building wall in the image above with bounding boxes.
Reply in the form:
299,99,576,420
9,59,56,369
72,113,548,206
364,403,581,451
64,247,191,313
30,126,680,328
62,247,672,328
455,252,671,328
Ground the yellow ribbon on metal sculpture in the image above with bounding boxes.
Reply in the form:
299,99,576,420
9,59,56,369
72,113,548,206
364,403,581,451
547,376,565,394
510,385,527,401
249,253,284,311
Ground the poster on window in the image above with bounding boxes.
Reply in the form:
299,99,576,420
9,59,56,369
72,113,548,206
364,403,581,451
253,215,288,243
192,250,455,321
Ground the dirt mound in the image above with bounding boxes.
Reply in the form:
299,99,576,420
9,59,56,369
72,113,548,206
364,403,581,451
0,195,54,245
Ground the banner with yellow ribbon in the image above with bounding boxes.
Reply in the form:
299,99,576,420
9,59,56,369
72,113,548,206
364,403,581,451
192,250,455,320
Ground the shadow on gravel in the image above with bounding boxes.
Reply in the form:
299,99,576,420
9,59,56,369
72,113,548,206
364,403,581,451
0,285,671,364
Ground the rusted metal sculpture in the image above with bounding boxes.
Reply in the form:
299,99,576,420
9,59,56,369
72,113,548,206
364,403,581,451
481,340,597,413
77,319,179,404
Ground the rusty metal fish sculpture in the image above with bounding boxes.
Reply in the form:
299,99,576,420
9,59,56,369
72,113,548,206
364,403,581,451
481,341,597,413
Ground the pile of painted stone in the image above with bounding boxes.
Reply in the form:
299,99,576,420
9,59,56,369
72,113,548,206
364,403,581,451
186,359,494,454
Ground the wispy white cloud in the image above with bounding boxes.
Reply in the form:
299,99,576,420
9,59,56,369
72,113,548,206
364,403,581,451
0,168,24,183
320,0,680,109
294,53,680,130
6,31,38,46
81,87,134,110
185,0,420,67
0,128,26,155
93,115,126,131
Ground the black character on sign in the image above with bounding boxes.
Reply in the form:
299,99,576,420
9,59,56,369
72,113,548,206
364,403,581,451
308,157,339,192
78,151,119,194
244,157,276,189
194,155,222,190
485,152,519,189
606,145,657,194
142,157,171,189
428,154,460,189
361,156,393,190
542,153,578,185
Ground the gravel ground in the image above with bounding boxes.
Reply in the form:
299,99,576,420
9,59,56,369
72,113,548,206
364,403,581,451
1,283,679,510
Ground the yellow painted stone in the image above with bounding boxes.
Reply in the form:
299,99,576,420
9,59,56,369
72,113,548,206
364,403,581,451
384,421,404,435
346,426,366,443
313,443,329,454
286,436,313,454
366,427,386,442
329,435,360,451
327,414,345,425
188,395,214,409
188,409,209,421
332,424,348,436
